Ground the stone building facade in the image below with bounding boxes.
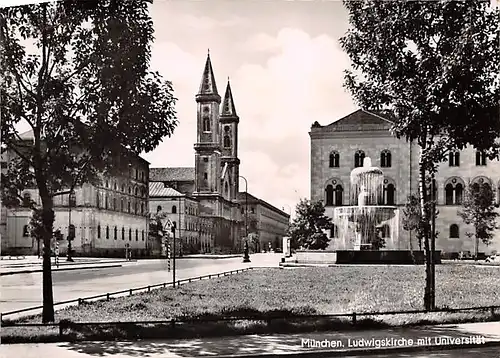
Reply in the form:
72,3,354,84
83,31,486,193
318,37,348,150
237,192,290,252
310,109,500,256
1,130,149,257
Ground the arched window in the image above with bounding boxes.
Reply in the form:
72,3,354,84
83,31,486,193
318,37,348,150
96,192,100,208
114,226,117,240
135,229,138,241
128,201,131,213
172,205,177,214
135,187,138,196
476,150,487,166
141,203,144,214
325,185,334,206
97,225,101,239
381,224,390,238
380,150,391,168
449,151,460,167
449,224,459,238
105,195,108,209
122,227,125,240
23,225,29,237
329,151,340,168
114,182,117,190
157,205,162,212
203,116,211,132
455,183,463,204
129,228,132,241
106,225,109,239
134,202,138,214
385,184,395,205
354,150,365,168
334,185,343,206
142,230,145,241
445,178,464,205
225,182,229,197
330,224,338,238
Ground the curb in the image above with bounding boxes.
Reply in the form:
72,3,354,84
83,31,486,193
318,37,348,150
0,264,123,276
180,255,242,259
214,341,500,358
0,259,128,269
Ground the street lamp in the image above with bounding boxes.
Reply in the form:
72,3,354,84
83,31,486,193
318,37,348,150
67,190,76,262
239,176,248,238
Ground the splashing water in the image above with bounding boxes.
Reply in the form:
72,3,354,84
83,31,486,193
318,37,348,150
332,157,398,250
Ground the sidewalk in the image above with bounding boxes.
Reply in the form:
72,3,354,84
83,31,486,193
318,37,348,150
1,321,499,357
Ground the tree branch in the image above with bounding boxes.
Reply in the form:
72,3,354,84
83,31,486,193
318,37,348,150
3,139,35,167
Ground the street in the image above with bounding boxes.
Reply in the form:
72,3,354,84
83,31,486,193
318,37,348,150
1,254,280,317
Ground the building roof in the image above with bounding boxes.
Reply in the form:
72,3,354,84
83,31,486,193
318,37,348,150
149,182,184,197
311,109,395,133
197,52,219,96
221,80,238,118
149,167,195,182
237,191,290,218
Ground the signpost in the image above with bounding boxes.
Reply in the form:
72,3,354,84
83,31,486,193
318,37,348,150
163,219,176,286
54,242,60,268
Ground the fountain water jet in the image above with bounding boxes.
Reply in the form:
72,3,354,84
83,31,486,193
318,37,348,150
292,156,436,265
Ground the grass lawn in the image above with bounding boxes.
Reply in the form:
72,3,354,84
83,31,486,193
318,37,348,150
3,265,500,342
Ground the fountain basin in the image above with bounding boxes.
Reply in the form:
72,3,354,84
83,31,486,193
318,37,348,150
294,250,442,265
334,206,397,222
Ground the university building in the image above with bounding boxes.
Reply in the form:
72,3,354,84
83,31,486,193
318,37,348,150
1,130,150,257
310,109,500,256
149,53,290,253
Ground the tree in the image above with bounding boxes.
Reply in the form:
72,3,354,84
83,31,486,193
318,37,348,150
0,1,177,322
340,0,499,311
402,194,423,251
288,199,332,250
458,182,499,259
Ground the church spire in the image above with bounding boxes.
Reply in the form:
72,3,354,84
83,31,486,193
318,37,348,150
220,78,239,121
197,50,219,96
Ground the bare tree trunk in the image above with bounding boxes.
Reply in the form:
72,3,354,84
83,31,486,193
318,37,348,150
430,174,436,310
40,194,55,323
418,150,432,312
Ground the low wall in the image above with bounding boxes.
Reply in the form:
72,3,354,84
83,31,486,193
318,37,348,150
295,250,337,264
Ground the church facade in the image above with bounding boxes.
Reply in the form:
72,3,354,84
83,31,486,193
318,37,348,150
149,53,290,253
310,109,500,256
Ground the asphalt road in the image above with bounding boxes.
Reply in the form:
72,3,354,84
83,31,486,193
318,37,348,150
343,346,500,357
1,256,259,316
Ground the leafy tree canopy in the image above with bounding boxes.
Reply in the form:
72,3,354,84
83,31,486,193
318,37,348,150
458,181,499,246
1,0,178,206
340,0,499,164
288,199,332,250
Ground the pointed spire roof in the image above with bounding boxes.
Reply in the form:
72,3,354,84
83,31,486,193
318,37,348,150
221,78,238,119
198,50,219,96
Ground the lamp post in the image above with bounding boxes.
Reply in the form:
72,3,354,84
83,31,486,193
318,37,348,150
67,190,76,261
239,176,250,262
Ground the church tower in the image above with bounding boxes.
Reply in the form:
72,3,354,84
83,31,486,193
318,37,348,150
194,52,222,196
220,79,240,201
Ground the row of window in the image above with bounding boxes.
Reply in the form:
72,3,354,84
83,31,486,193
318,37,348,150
97,193,146,215
97,225,145,241
104,181,147,198
325,184,396,206
328,150,490,169
329,150,391,168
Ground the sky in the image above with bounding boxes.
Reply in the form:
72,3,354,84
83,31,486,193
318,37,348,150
5,0,360,217
143,0,358,216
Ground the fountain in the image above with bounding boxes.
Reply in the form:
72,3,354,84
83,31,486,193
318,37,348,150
293,157,434,265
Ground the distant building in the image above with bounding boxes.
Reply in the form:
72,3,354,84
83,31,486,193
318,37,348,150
148,182,214,255
149,53,290,253
1,130,149,257
237,192,290,252
309,109,500,256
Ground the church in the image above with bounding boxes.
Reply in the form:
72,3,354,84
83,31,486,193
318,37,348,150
310,109,500,257
149,53,290,253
